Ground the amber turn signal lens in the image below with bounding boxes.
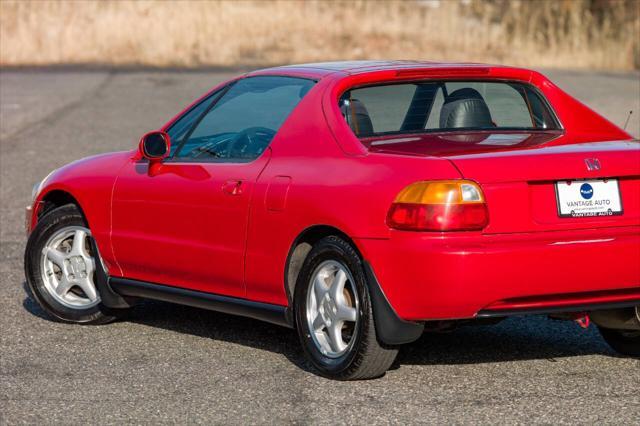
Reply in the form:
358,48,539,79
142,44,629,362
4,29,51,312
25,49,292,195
393,180,485,204
387,180,488,231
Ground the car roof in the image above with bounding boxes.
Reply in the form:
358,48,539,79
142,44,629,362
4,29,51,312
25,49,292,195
247,60,521,79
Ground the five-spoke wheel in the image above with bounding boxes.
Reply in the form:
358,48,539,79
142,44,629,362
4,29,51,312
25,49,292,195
25,204,120,324
306,260,359,358
41,226,100,308
295,235,398,380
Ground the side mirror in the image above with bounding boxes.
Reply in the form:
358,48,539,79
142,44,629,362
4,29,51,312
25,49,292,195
139,131,170,162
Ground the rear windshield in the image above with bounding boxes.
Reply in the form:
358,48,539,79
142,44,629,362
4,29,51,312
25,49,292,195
339,81,560,137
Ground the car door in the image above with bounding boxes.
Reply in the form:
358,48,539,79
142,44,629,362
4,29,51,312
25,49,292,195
110,76,315,298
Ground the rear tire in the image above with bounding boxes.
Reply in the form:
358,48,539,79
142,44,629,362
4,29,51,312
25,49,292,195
598,327,640,357
24,204,123,324
294,236,398,380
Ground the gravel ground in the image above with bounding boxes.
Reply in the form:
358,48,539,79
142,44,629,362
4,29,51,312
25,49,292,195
1,68,639,424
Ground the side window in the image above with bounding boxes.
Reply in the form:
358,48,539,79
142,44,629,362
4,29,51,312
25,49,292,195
166,92,220,156
173,76,315,161
523,85,557,129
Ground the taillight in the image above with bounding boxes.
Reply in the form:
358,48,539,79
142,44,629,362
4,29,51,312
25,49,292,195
386,180,489,231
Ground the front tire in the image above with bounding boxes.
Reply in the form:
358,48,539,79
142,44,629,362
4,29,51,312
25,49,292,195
294,236,398,380
24,204,121,324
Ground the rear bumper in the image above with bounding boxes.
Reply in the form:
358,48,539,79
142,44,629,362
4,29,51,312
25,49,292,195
355,226,640,321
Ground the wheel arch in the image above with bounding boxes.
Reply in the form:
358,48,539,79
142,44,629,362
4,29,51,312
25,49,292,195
37,189,88,225
283,224,425,345
284,224,362,306
34,188,133,309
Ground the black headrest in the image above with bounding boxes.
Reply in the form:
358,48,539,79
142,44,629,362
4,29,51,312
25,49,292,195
439,88,493,129
341,98,374,136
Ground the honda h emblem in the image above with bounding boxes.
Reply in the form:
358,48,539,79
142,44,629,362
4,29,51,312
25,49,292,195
585,158,601,171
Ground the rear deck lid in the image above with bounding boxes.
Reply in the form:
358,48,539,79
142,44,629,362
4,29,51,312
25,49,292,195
366,132,640,233
366,132,639,182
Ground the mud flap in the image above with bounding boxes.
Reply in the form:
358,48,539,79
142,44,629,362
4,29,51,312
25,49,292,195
363,261,424,345
90,238,136,309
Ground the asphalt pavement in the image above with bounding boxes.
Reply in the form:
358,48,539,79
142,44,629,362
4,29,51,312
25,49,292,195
1,68,639,424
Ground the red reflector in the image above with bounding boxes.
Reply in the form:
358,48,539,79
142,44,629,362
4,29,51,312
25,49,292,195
387,203,489,231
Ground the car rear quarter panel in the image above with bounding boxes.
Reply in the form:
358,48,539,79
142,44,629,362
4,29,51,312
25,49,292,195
243,78,462,304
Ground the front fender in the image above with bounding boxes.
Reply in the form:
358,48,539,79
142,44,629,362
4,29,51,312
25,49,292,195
32,151,132,275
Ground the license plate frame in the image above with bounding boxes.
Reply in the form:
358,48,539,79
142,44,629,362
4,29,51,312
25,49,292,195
555,179,623,218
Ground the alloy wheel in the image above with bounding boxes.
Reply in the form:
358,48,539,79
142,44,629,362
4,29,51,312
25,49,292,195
40,226,100,309
306,260,359,358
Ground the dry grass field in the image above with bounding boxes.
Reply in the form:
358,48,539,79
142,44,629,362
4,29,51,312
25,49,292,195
1,0,639,70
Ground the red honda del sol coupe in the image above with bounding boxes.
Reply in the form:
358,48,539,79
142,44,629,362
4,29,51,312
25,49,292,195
25,61,640,380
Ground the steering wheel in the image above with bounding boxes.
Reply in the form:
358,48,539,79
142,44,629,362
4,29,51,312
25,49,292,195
227,127,276,159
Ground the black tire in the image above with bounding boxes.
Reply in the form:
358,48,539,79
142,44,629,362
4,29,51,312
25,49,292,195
24,204,122,324
294,235,398,380
598,327,640,357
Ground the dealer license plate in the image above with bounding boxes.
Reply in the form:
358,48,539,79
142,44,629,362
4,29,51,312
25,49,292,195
555,179,623,218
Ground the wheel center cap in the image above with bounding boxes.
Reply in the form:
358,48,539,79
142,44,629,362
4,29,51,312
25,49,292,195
321,296,337,323
68,256,86,277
